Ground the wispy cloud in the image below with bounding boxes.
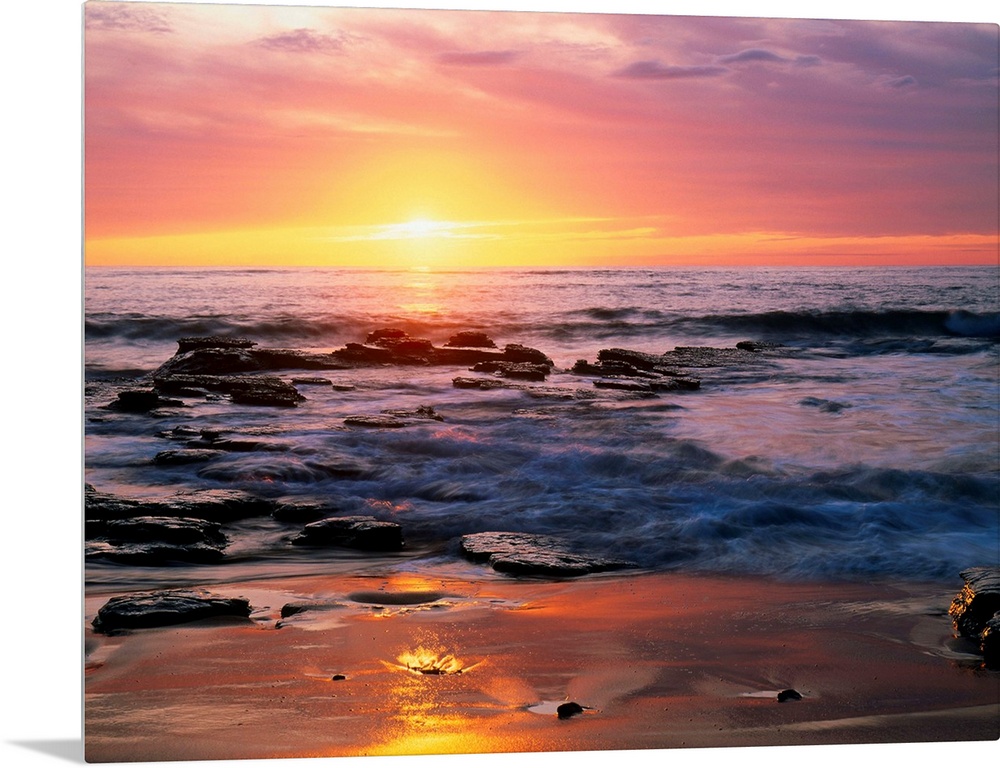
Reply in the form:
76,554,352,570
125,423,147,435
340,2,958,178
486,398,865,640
85,3,172,34
253,27,355,54
438,49,519,66
718,48,786,64
614,60,728,80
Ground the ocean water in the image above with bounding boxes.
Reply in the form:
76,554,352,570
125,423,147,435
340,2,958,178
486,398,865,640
84,266,999,586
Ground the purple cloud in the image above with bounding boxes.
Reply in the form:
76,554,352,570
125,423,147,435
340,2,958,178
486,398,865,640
615,60,728,80
254,28,353,54
884,75,918,89
85,4,172,34
438,50,519,66
718,48,787,64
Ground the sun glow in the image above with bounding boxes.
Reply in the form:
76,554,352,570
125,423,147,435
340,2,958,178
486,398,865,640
378,219,458,240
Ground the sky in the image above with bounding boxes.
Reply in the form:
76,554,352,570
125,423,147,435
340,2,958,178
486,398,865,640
83,1,999,269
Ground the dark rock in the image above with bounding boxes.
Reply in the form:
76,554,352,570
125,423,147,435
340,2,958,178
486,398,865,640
92,589,252,633
95,516,226,546
502,344,554,366
85,485,275,523
593,379,654,393
736,340,785,352
949,567,1000,639
177,336,257,353
980,613,1000,669
557,702,585,719
279,601,344,618
662,346,763,368
649,376,701,392
85,540,227,566
445,331,496,348
291,516,404,550
777,689,802,702
330,383,356,392
459,531,634,577
154,374,304,407
597,348,667,371
452,377,521,390
344,414,408,428
85,514,227,566
331,674,347,681
291,377,332,386
108,389,184,413
365,328,408,345
332,343,398,365
800,396,850,413
153,449,226,465
155,347,346,377
381,405,444,421
472,361,550,381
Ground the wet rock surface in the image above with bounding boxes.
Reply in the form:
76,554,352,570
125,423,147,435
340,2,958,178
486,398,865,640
291,516,404,551
153,374,305,407
85,485,275,523
980,613,1000,669
459,531,634,577
949,567,1000,639
107,389,184,413
92,589,252,633
557,702,585,719
86,512,229,565
445,331,496,348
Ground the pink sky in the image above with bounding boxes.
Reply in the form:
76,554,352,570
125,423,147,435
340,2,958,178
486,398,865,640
84,2,999,267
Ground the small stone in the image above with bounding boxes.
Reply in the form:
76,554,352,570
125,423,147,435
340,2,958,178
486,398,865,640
331,674,347,681
557,702,585,719
777,689,802,702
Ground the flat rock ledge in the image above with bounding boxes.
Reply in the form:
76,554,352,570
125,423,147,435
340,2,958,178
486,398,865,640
92,589,252,633
459,531,634,577
291,515,404,551
151,332,552,377
950,566,1000,668
86,516,227,566
85,484,275,523
153,374,304,407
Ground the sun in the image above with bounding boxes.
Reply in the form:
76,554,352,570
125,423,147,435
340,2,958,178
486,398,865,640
381,218,454,239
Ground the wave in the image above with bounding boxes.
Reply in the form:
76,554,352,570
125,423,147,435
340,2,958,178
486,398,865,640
684,308,1000,340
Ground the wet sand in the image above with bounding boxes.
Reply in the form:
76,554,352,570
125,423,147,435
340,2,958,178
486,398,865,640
84,569,999,763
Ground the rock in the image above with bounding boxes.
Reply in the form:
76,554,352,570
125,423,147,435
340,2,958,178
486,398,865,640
452,377,522,390
85,540,227,565
365,328,409,345
291,377,332,386
777,689,802,702
381,405,444,421
557,702,585,719
90,516,226,546
92,589,252,633
343,414,408,429
331,674,347,681
153,449,226,465
593,379,654,393
177,336,257,353
85,485,275,523
472,361,550,381
291,516,404,551
949,567,1000,639
445,331,496,348
154,346,346,377
501,343,553,366
154,374,304,407
459,531,634,577
981,613,1000,669
107,389,184,413
85,514,228,564
736,340,785,352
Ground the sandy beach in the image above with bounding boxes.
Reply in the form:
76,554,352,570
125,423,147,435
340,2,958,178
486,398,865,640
84,568,998,763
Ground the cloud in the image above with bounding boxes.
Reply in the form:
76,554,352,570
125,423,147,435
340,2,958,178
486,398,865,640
85,3,172,34
883,75,918,89
718,48,787,64
615,60,728,80
438,50,519,66
794,55,823,68
253,28,353,54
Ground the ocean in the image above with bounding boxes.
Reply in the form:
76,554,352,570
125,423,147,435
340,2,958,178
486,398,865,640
83,266,999,588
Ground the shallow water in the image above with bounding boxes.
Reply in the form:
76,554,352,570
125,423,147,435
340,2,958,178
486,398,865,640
84,266,999,587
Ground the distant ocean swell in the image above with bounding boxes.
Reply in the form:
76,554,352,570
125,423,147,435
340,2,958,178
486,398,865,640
86,307,1000,350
